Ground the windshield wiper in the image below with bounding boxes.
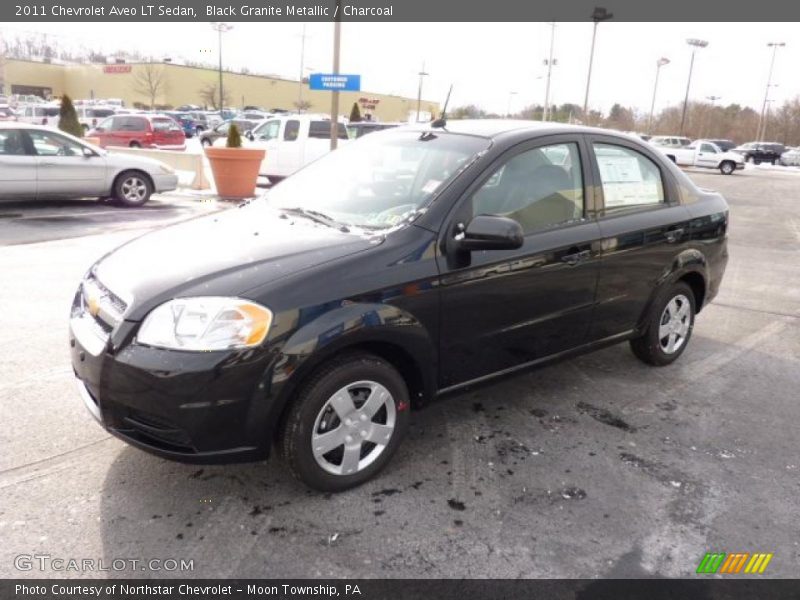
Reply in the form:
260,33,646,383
280,207,349,233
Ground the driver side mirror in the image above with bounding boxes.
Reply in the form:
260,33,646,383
246,131,255,141
455,215,524,252
82,147,95,158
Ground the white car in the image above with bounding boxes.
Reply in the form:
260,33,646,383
76,106,117,133
657,140,745,175
214,114,350,180
16,103,61,126
0,123,178,206
779,147,800,167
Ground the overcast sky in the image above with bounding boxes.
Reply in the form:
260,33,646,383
3,22,798,114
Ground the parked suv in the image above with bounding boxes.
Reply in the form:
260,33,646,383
89,114,186,150
70,121,728,491
731,142,785,165
76,106,116,133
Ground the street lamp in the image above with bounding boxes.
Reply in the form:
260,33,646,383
210,22,233,117
757,42,785,142
297,23,309,109
415,62,429,123
647,57,670,134
582,6,613,118
679,38,708,136
507,91,518,118
543,23,556,121
329,0,342,150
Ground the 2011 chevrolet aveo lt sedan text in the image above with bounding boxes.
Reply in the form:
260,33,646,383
70,120,729,491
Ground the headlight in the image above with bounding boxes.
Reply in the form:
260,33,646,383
137,297,272,351
158,163,176,175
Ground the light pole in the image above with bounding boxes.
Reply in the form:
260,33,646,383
297,23,308,110
757,42,785,142
506,91,518,118
329,0,342,150
210,22,233,118
648,57,670,134
679,38,708,136
543,23,556,121
415,62,429,123
582,6,612,118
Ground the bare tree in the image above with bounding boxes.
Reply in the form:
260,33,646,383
293,99,312,111
199,83,231,110
132,64,166,110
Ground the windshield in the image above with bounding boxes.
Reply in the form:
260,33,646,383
263,130,490,230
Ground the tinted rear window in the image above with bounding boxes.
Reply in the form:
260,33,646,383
89,109,115,118
152,118,180,132
309,120,348,140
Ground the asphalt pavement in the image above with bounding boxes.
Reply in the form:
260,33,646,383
0,169,798,578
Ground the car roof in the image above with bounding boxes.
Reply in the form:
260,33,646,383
401,119,645,142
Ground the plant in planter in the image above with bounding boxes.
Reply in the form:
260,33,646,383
204,123,266,199
58,94,83,138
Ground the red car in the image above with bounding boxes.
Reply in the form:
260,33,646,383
89,114,186,150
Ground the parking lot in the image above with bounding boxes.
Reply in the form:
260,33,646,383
1,168,798,579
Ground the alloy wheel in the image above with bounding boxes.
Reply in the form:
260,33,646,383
121,177,147,203
311,380,396,476
658,294,692,354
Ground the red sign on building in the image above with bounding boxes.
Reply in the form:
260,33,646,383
103,65,132,74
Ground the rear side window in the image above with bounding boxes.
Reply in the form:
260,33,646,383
700,143,717,153
593,143,665,209
152,119,179,132
117,117,147,131
309,120,348,140
284,119,300,141
89,109,115,118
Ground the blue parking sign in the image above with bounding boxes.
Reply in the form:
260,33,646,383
308,73,361,92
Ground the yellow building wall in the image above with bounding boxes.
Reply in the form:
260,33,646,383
4,59,439,122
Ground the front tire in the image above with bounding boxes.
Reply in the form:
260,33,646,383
113,171,153,207
720,160,735,175
280,353,410,492
630,282,695,366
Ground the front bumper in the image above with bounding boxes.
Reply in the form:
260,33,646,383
69,286,277,463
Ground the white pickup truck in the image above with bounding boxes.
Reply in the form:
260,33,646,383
215,114,350,181
657,140,745,175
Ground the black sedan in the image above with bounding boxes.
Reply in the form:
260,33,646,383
70,120,729,491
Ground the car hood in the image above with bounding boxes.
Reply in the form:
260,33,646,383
721,151,744,162
93,202,379,321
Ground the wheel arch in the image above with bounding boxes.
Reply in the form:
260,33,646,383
111,168,155,197
261,302,437,448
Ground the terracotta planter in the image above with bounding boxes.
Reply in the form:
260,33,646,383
205,146,266,199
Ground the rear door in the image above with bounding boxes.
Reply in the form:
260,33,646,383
25,129,106,197
586,135,692,340
0,128,37,198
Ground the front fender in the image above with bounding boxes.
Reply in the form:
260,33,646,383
257,302,438,448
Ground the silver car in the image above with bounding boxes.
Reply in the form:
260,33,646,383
780,147,800,167
0,123,178,206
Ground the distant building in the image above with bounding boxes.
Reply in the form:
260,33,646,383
3,58,438,122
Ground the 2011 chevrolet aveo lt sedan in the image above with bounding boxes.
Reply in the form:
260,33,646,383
70,120,729,491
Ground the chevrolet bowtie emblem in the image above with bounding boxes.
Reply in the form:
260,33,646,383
87,295,101,318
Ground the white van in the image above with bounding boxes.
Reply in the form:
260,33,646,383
17,104,61,126
215,114,350,180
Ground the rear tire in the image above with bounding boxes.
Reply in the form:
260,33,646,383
630,282,695,366
280,353,410,492
113,171,153,207
129,141,141,148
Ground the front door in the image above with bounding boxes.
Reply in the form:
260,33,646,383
25,129,107,198
0,128,37,199
437,136,602,389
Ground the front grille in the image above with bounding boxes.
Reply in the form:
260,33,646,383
117,409,196,453
79,275,129,329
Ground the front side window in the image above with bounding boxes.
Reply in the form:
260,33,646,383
27,130,85,157
0,130,27,155
700,143,717,153
471,143,584,233
594,143,665,209
255,120,280,141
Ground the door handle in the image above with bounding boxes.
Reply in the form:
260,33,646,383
561,249,591,266
665,227,685,243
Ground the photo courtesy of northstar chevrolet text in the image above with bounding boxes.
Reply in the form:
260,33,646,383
0,0,799,594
